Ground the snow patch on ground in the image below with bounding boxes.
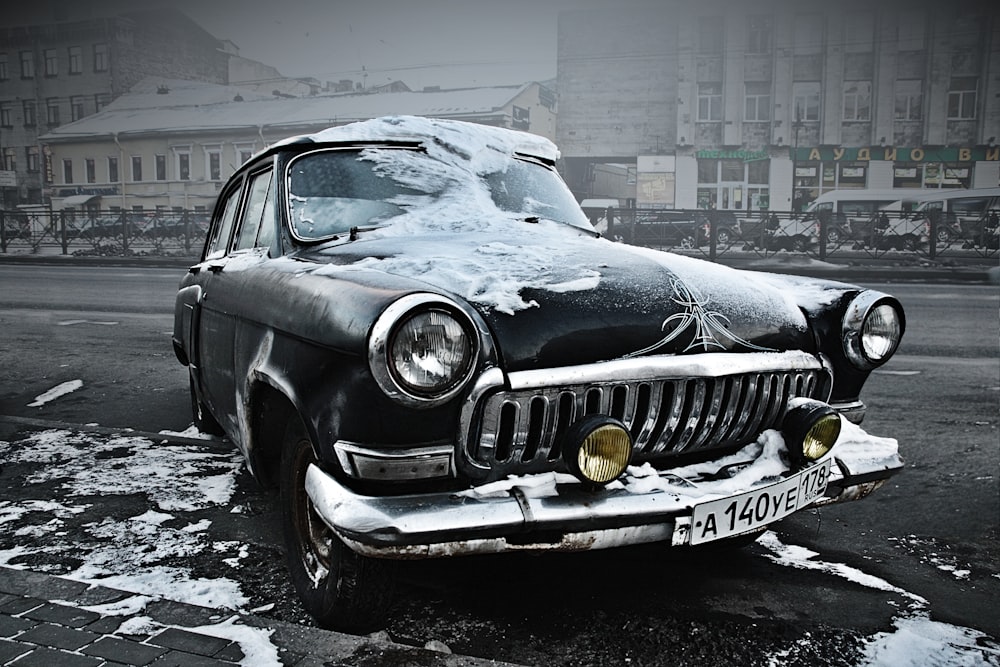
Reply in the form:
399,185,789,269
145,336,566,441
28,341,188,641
760,532,999,666
0,430,248,610
28,379,83,407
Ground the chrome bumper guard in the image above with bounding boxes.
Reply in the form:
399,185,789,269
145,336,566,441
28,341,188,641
305,427,903,559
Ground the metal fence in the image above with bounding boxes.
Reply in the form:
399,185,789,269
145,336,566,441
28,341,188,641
599,207,999,262
2,207,997,261
0,209,209,257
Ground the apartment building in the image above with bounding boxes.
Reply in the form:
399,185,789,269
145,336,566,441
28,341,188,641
0,8,227,208
556,2,1000,211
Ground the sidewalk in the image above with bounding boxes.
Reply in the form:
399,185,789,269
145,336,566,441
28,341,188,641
0,567,515,667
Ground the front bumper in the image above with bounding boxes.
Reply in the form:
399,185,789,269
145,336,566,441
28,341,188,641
305,421,903,559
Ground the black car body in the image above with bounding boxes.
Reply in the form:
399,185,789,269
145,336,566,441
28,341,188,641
173,116,905,630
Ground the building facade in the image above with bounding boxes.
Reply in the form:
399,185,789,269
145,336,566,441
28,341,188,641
556,2,1000,212
0,8,227,208
40,80,558,216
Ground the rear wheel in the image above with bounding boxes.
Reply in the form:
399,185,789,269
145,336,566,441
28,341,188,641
279,417,394,632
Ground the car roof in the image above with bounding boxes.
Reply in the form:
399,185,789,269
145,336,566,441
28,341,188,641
252,115,559,166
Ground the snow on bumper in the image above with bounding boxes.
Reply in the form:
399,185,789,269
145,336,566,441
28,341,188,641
304,420,903,558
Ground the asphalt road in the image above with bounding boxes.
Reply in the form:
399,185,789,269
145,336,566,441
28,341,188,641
0,262,997,665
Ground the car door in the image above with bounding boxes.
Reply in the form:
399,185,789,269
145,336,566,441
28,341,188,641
196,167,277,430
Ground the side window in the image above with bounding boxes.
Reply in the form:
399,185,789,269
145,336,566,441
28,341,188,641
234,169,274,251
205,181,243,260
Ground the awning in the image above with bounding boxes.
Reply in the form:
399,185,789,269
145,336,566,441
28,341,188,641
61,194,100,206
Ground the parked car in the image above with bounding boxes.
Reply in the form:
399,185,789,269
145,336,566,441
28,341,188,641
173,116,906,631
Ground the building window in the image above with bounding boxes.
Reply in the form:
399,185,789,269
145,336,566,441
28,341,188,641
844,13,874,53
698,17,723,54
697,83,722,121
86,158,96,183
204,146,222,181
155,154,167,181
234,143,255,166
68,46,82,74
894,80,922,121
26,147,39,173
93,43,108,72
174,147,191,181
20,51,34,78
0,54,8,80
108,156,119,182
44,49,58,76
95,93,109,111
70,96,85,121
792,82,820,122
22,100,35,127
947,77,977,120
744,82,771,121
843,81,871,121
63,159,73,184
3,148,15,172
131,155,142,182
896,12,925,51
46,98,60,126
0,103,11,128
747,16,772,54
793,15,823,55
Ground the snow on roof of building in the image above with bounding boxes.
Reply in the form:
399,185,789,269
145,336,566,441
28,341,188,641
41,77,538,140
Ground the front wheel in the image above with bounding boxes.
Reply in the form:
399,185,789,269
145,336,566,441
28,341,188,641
279,417,394,632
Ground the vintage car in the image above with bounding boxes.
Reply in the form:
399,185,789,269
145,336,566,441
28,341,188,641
172,116,905,631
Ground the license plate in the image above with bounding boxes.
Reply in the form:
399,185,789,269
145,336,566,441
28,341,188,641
689,459,832,545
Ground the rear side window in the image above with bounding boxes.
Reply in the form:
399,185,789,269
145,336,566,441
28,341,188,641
234,169,274,251
205,180,243,260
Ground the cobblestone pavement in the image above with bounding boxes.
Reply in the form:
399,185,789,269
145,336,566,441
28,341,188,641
0,567,516,667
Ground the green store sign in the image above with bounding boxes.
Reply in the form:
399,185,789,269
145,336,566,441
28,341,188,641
790,146,1000,162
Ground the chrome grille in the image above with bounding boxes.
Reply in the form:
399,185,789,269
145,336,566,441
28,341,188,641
469,368,825,475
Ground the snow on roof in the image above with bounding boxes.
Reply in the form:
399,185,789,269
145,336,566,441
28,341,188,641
41,77,538,140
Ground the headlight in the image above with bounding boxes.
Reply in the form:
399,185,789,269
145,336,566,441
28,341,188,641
843,291,905,369
370,294,478,407
782,398,841,464
562,416,632,487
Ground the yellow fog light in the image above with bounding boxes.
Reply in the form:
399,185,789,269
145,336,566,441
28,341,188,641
562,416,633,486
782,399,842,464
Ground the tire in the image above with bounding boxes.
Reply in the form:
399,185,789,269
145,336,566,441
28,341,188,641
791,235,809,252
826,228,840,244
189,374,225,436
279,417,395,632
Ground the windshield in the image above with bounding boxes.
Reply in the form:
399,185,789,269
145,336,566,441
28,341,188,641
287,148,592,241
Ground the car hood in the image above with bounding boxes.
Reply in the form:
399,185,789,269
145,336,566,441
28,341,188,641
298,225,817,371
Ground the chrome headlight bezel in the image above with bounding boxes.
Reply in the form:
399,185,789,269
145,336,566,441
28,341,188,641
369,294,479,408
842,291,905,370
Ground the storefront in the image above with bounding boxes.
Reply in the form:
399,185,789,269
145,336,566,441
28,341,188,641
693,149,770,212
790,146,999,210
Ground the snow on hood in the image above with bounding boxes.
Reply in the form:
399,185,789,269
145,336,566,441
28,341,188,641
297,117,839,328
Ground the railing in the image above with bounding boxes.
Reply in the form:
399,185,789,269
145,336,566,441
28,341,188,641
0,209,209,257
599,207,999,261
3,207,997,261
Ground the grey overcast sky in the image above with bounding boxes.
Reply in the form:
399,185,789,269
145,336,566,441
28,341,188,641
174,0,614,90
